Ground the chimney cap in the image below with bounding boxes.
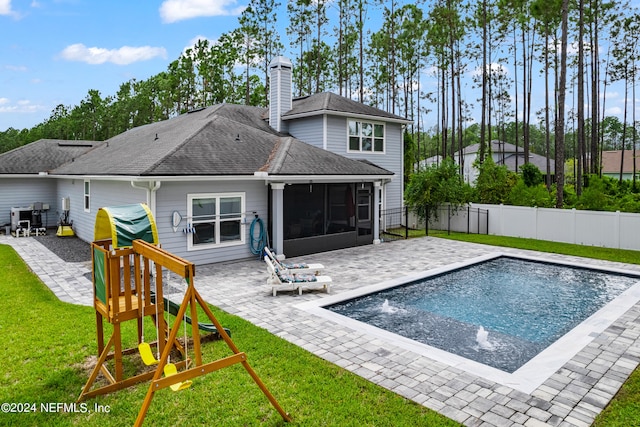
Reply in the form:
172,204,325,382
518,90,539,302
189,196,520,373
269,56,292,69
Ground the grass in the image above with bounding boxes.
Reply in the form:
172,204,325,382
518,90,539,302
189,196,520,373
424,229,640,426
3,232,639,427
0,244,458,427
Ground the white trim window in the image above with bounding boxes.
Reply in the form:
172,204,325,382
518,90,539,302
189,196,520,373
187,193,245,250
83,180,90,212
348,119,385,153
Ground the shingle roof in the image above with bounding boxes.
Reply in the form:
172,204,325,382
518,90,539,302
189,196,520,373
282,92,410,123
464,140,519,154
601,150,640,174
464,140,555,173
261,137,393,176
47,104,392,178
0,139,101,174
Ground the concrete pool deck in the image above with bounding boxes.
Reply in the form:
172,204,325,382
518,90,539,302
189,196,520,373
3,233,640,426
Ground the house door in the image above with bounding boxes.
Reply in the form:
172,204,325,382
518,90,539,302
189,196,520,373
356,186,373,246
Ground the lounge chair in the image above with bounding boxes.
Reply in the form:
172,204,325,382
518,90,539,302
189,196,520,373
263,247,325,275
264,255,331,296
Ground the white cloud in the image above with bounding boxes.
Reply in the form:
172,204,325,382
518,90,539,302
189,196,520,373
0,0,12,15
4,64,28,72
183,34,218,54
59,44,168,65
471,62,509,78
602,91,620,100
0,98,43,114
605,106,622,115
159,0,245,23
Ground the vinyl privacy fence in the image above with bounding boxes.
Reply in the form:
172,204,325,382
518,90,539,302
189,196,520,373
423,203,640,251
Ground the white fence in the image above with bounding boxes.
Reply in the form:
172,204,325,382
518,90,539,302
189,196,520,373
425,203,640,251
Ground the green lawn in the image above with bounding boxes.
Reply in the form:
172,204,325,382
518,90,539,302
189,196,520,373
3,232,639,426
0,244,457,427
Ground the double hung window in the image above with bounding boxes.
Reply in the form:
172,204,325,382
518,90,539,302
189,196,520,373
348,120,385,153
187,193,244,250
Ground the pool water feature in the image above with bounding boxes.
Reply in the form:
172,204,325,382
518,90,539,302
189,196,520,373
326,256,638,373
297,253,640,393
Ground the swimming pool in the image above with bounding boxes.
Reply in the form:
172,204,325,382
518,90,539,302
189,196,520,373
297,253,640,393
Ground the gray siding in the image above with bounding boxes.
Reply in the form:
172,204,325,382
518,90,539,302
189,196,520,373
0,177,58,228
334,115,403,209
51,178,269,265
292,115,404,210
56,178,147,243
155,181,269,265
287,116,324,148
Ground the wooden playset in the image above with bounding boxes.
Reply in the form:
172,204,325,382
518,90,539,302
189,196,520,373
77,204,290,425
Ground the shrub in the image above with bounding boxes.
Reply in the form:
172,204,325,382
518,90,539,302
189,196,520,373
475,157,517,204
520,163,544,187
404,158,473,221
508,180,554,207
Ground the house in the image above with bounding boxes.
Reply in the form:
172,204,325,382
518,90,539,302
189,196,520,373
601,150,640,181
0,56,411,264
420,140,554,184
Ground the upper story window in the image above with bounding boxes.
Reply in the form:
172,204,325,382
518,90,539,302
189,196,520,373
187,193,245,250
348,119,385,153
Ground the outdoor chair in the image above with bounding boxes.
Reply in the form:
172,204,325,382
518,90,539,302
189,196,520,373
264,255,331,296
263,247,325,275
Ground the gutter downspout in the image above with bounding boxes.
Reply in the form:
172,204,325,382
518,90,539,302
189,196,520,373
131,180,162,217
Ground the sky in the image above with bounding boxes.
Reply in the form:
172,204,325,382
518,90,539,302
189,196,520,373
0,0,633,135
0,0,251,131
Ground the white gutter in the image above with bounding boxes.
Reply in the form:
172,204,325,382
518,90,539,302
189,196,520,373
47,173,394,183
281,109,412,125
130,180,161,215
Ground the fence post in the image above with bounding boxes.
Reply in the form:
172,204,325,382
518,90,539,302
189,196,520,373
405,207,409,239
486,210,489,235
467,205,470,234
425,205,429,236
447,204,451,235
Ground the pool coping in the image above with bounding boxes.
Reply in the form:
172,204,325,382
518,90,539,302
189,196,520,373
296,252,640,395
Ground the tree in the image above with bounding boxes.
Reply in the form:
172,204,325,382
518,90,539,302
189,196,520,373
555,0,570,208
239,0,283,105
287,0,314,96
475,156,518,203
404,157,472,222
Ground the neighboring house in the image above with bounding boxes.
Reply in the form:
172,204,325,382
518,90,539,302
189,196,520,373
0,56,410,264
420,140,554,184
601,150,640,181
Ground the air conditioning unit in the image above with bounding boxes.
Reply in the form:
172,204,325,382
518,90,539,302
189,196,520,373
10,207,32,232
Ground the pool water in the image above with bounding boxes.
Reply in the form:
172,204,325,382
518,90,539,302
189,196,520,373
327,256,639,373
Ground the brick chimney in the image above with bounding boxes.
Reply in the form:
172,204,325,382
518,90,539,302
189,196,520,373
269,56,292,133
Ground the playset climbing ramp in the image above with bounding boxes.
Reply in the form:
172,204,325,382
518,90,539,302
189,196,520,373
78,203,290,425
